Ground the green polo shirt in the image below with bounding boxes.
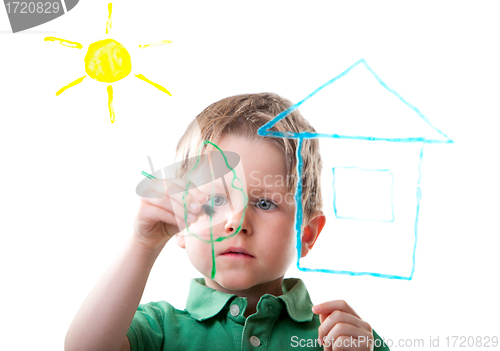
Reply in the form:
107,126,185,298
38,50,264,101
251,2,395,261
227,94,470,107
127,278,390,351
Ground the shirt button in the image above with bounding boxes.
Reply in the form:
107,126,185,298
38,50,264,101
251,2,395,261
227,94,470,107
230,304,240,316
250,336,261,347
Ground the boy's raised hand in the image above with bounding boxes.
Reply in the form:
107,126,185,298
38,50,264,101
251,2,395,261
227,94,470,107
313,300,374,351
133,178,207,251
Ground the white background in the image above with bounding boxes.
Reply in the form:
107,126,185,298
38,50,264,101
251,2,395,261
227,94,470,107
1,1,499,350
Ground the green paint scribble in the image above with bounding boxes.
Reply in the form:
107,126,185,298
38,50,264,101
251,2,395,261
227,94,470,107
141,171,156,179
141,140,247,280
183,140,247,279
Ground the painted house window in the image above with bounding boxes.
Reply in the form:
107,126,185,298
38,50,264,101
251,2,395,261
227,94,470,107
332,167,394,222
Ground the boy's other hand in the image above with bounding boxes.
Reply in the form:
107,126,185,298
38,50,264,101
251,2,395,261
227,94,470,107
313,300,374,351
133,178,207,251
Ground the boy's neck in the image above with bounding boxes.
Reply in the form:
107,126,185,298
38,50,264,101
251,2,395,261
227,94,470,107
203,276,285,317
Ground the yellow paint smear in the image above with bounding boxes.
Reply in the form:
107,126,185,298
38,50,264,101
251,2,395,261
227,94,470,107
84,39,131,83
106,3,112,34
139,40,172,49
135,74,172,96
107,85,115,123
44,37,83,49
56,75,86,96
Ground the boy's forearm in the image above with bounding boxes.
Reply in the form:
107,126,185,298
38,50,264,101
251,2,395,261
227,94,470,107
65,235,166,351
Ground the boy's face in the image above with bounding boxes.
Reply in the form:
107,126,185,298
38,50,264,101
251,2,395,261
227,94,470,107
177,135,300,292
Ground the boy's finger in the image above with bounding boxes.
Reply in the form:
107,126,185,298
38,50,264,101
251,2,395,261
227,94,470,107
137,200,179,234
143,185,204,218
317,311,371,343
321,323,370,350
165,178,207,202
136,178,191,198
142,197,175,215
142,197,197,226
329,336,367,351
141,198,194,231
169,192,203,216
185,181,208,203
169,193,206,227
325,324,373,351
312,300,360,320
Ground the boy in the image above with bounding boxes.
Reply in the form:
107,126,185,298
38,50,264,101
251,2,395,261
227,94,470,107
65,93,389,351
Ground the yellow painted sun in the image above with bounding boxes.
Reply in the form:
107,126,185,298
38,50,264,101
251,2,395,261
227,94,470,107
44,3,171,123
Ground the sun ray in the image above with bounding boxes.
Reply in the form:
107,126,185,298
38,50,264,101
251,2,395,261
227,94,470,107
134,74,172,96
44,37,83,49
56,75,86,96
138,40,172,49
107,85,115,123
106,3,112,34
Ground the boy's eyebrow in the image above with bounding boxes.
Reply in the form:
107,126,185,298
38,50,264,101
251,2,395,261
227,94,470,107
247,185,289,194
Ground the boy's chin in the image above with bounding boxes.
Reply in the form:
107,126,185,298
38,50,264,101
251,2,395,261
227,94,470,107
207,273,261,292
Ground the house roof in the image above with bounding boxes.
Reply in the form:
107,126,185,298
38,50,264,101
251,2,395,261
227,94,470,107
258,59,453,143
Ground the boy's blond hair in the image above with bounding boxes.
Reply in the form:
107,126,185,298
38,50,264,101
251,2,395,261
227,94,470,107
175,92,322,225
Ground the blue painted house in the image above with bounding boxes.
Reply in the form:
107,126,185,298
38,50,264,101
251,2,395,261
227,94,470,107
258,59,453,280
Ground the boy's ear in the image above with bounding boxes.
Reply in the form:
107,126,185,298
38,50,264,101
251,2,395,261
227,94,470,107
176,233,186,249
301,212,326,258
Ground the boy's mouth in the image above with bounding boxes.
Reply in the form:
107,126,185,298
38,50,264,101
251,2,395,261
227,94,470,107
220,247,254,258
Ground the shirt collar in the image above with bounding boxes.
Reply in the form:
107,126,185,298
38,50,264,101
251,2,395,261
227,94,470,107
185,278,314,322
278,278,315,322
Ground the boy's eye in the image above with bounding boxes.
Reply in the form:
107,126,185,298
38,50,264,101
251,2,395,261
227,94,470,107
208,195,228,207
255,199,276,211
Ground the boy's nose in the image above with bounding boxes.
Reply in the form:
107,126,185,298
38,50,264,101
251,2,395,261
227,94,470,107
224,211,251,235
